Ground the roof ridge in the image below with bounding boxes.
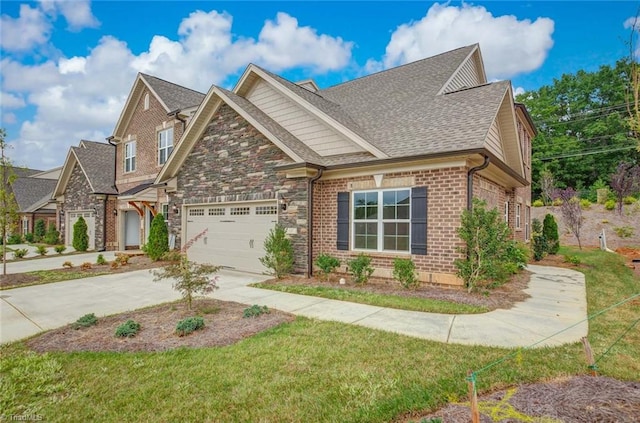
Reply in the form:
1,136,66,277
322,44,477,92
140,72,206,95
443,80,506,95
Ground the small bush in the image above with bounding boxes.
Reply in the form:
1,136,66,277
62,261,73,269
542,214,559,255
110,261,119,269
35,245,47,256
243,304,270,318
601,219,609,224
579,199,592,210
72,313,98,329
552,198,563,206
259,224,294,279
531,218,546,261
12,248,28,259
115,320,140,338
532,199,544,207
34,219,46,241
613,226,634,238
7,234,22,245
604,199,616,211
147,213,169,261
314,254,341,281
623,196,638,205
160,250,182,262
115,254,130,265
393,258,419,289
44,223,60,245
80,262,92,270
24,232,35,243
175,316,205,336
563,255,581,265
96,254,107,265
72,216,89,252
348,253,374,285
54,245,66,254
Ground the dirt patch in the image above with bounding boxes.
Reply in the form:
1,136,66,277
0,255,166,290
262,271,531,311
27,298,295,353
402,375,640,423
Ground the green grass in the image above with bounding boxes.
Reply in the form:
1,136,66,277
1,248,638,422
251,282,488,314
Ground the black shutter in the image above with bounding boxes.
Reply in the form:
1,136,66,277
411,186,427,255
337,192,349,250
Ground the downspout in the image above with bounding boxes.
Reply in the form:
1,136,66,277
168,109,187,132
106,136,117,251
467,155,490,210
99,197,107,252
307,168,324,277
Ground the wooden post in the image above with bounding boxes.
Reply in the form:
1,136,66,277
581,337,598,376
467,370,480,423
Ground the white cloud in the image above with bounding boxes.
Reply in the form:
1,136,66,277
2,112,17,125
371,3,554,80
39,0,100,31
0,4,52,51
1,9,354,169
513,86,526,97
1,91,26,109
624,16,640,31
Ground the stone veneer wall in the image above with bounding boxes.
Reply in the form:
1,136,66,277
313,166,468,283
62,163,100,248
168,104,309,273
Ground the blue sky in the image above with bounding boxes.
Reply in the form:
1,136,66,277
0,1,636,169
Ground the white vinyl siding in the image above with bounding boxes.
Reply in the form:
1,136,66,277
442,56,483,93
158,128,173,165
124,141,136,173
485,119,505,161
246,80,364,156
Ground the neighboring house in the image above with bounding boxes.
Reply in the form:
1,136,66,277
107,73,204,250
10,167,60,237
53,140,117,250
149,44,534,286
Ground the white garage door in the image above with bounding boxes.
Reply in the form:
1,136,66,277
67,211,95,250
185,201,278,273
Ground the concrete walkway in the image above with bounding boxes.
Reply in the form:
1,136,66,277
2,250,118,274
0,263,587,348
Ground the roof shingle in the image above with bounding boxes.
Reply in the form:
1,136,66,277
141,74,205,112
73,141,117,194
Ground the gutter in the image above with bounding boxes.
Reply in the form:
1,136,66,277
106,136,118,252
467,155,490,210
168,109,188,132
306,168,323,277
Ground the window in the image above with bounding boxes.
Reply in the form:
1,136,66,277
353,189,410,252
525,206,530,241
230,207,250,215
504,201,509,223
158,127,174,165
189,208,205,216
124,141,136,172
209,208,225,216
143,93,149,110
516,203,521,229
256,205,277,215
161,204,169,220
22,217,29,235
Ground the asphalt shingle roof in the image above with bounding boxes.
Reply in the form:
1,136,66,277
11,177,57,211
141,74,205,112
72,141,117,194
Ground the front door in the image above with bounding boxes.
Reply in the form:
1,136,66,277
125,211,140,248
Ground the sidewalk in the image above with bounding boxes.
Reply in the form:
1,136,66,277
2,250,118,274
1,264,587,348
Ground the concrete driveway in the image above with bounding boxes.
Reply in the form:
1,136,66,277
1,259,588,348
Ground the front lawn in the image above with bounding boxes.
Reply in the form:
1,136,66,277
1,247,638,422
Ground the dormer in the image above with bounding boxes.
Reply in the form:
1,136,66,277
296,79,320,93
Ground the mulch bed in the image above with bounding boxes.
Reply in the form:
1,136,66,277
27,299,295,353
407,376,640,422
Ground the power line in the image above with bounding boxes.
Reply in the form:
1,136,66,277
534,145,639,161
530,103,629,125
533,107,628,129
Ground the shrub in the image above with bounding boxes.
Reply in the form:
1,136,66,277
243,305,270,318
35,245,47,256
604,199,616,211
24,232,35,243
44,223,60,245
34,218,46,241
12,248,28,259
80,262,92,270
147,213,169,261
602,219,609,224
72,217,89,251
454,199,523,292
557,189,584,250
552,198,563,207
348,253,374,285
175,316,205,336
152,255,220,310
115,254,130,265
160,250,182,262
563,255,581,265
531,218,547,261
72,313,98,329
54,245,66,254
96,254,107,265
613,226,634,238
532,199,544,207
623,196,638,205
62,261,73,269
579,199,592,210
314,254,341,281
115,320,140,338
110,261,119,269
7,234,22,244
259,224,294,279
393,258,419,289
542,214,559,255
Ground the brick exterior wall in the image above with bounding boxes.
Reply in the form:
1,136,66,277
313,166,468,280
168,104,309,273
18,212,56,238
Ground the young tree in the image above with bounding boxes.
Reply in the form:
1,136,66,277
44,222,59,245
531,218,547,261
260,224,294,279
72,216,89,251
0,129,19,276
147,213,169,261
542,214,560,254
540,169,556,206
34,218,46,242
152,255,219,310
556,188,583,249
609,162,640,215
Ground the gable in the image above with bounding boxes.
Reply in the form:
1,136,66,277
483,87,524,178
246,79,366,157
440,45,487,95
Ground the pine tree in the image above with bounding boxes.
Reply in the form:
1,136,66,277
147,213,169,261
72,216,89,251
543,213,560,254
34,219,46,241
